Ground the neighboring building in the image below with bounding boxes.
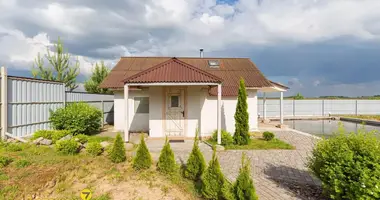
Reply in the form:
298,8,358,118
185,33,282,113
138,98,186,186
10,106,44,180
100,56,288,141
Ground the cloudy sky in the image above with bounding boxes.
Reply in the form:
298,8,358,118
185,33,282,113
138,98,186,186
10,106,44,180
1,0,380,97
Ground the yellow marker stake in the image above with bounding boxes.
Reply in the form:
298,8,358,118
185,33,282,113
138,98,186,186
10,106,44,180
80,189,92,200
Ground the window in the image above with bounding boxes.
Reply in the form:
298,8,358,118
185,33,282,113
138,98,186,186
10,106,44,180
170,95,180,107
208,60,220,68
134,97,149,113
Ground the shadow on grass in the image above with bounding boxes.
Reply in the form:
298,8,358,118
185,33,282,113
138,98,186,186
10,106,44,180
264,164,329,200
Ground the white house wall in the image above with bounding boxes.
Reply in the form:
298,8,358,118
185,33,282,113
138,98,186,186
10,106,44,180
148,86,164,137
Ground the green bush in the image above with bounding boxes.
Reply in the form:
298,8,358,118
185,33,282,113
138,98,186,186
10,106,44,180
50,102,102,135
183,129,206,180
200,147,229,199
157,137,177,174
74,134,89,144
31,130,71,143
5,143,22,152
262,131,275,141
234,153,258,200
86,142,103,156
308,126,380,200
211,129,234,146
109,133,126,163
133,135,152,170
55,139,79,155
0,156,13,167
233,78,250,145
15,159,31,168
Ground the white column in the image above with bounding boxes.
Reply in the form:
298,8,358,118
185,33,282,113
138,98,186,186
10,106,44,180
1,67,7,140
217,84,222,145
280,91,284,124
124,84,129,142
263,92,267,120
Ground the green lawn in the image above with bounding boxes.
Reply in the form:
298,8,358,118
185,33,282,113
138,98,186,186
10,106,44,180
340,115,380,121
207,138,295,150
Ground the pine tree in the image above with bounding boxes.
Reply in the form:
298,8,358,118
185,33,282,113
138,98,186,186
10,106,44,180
84,61,112,94
233,78,250,145
109,133,126,163
32,37,80,91
133,134,152,170
234,152,258,200
157,137,177,174
183,128,206,180
200,146,227,199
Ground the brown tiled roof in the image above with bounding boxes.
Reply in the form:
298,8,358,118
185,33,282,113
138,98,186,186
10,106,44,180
123,58,223,83
270,81,289,89
100,56,276,96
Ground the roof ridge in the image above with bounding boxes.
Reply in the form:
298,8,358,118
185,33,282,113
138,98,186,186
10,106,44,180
121,56,250,59
171,58,223,82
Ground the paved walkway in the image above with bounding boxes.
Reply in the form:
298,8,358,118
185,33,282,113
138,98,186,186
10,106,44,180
146,130,323,200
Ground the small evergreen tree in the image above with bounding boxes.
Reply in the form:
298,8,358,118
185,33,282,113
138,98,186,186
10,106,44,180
133,134,152,170
234,152,258,200
200,146,227,199
233,78,250,145
109,133,126,163
183,128,206,180
157,137,177,174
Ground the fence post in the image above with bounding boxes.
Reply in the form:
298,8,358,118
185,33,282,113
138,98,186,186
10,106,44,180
101,100,104,128
1,67,7,140
322,99,325,116
355,100,358,116
293,99,295,117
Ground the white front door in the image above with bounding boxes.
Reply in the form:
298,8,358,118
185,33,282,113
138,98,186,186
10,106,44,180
165,87,185,136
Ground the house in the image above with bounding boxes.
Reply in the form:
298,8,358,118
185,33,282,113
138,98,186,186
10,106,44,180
100,56,288,143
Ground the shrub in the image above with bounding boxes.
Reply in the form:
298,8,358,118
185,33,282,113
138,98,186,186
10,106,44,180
211,129,234,146
31,130,71,143
308,126,380,200
233,78,250,145
55,139,79,155
50,102,102,135
157,137,177,174
86,142,103,156
234,152,258,200
0,156,13,167
262,131,275,141
15,159,31,168
200,146,229,199
133,134,152,170
183,129,206,180
109,133,126,163
5,143,22,152
74,134,89,144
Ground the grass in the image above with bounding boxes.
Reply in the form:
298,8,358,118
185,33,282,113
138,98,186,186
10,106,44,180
0,136,199,200
340,115,380,121
224,138,295,150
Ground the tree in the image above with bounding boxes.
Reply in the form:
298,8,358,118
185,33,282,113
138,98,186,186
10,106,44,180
32,37,80,91
133,134,152,170
84,61,112,94
233,78,250,145
234,152,258,200
157,137,177,174
293,93,304,100
183,128,206,180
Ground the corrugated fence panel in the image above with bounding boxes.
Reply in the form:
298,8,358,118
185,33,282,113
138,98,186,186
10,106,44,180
258,99,380,117
7,77,65,137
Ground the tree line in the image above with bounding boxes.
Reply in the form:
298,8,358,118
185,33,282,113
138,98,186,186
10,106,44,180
31,37,111,94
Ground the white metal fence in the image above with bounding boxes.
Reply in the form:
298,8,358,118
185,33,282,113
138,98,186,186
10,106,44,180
0,67,114,139
258,99,380,117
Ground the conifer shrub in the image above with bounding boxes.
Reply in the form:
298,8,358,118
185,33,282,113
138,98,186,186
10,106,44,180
74,134,89,144
109,133,126,163
200,146,229,199
86,142,103,156
211,129,234,146
233,78,250,145
157,137,177,174
132,134,152,170
262,131,275,141
183,129,206,180
234,152,258,200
